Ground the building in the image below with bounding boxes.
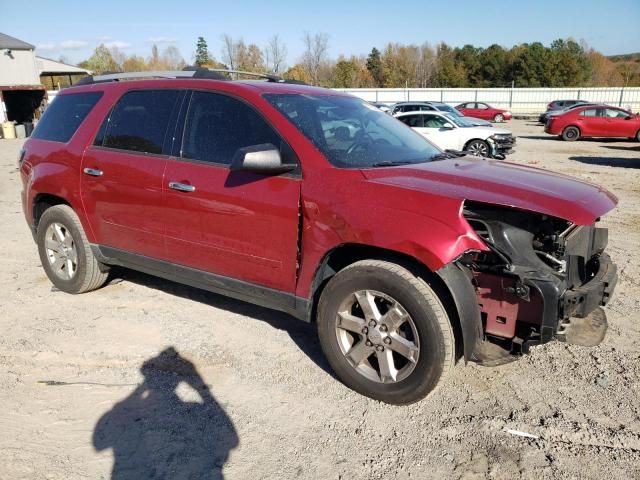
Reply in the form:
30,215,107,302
0,32,46,124
38,56,90,92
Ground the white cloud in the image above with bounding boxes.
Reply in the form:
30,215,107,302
146,36,176,44
36,43,57,51
104,41,131,49
59,40,89,50
97,35,112,42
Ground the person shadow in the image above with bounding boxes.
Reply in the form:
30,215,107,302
93,347,238,480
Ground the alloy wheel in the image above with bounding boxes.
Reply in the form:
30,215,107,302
468,141,488,157
44,222,78,280
334,290,420,384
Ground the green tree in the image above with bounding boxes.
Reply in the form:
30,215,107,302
195,36,210,67
366,47,384,86
78,44,119,74
548,39,590,86
434,43,467,87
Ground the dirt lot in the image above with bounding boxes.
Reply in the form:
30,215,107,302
1,120,639,479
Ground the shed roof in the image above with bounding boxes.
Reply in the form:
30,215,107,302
36,56,91,75
0,32,35,50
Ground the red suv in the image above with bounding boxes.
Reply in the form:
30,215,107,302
20,70,618,404
545,105,640,141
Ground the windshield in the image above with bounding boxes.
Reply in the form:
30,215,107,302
264,94,441,168
443,113,474,127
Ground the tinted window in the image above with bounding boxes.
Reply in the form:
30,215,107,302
399,114,424,128
103,90,179,154
31,92,102,143
265,94,440,168
182,91,281,165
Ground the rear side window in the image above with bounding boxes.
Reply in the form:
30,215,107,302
580,108,600,117
31,92,102,142
102,90,180,155
181,91,281,165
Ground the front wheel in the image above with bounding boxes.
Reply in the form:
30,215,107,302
36,205,109,294
466,139,490,157
636,129,640,142
317,260,455,405
493,113,504,123
562,126,580,141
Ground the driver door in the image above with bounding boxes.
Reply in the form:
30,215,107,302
418,114,460,150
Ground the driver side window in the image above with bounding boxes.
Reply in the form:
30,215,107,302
423,115,448,128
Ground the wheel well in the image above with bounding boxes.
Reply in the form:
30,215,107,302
309,243,465,359
33,194,70,228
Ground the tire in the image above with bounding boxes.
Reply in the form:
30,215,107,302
562,126,580,141
636,129,640,142
493,113,504,123
317,260,455,405
36,204,109,294
466,139,490,157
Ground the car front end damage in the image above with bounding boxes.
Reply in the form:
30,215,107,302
456,201,618,364
487,133,515,160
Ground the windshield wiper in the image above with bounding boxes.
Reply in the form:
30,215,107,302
430,152,459,161
370,160,414,167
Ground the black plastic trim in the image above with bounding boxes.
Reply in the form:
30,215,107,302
436,262,483,361
92,245,310,321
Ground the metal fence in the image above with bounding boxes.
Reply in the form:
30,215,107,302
335,87,640,114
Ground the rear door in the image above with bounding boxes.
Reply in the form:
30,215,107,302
81,89,182,259
162,90,301,292
576,107,605,136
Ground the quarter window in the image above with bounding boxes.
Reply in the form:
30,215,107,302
102,90,180,155
181,91,281,165
31,92,103,143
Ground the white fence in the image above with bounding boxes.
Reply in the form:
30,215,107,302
335,87,640,114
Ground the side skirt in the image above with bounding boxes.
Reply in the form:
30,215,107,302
92,245,310,322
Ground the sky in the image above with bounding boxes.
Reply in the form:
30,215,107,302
1,0,639,66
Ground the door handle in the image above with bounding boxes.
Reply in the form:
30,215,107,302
83,167,103,177
168,181,196,192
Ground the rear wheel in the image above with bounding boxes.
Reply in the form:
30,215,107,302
493,113,504,123
466,139,490,157
317,260,455,405
36,205,109,294
636,129,640,142
562,126,580,141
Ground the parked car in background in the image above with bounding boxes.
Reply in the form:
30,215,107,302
391,102,491,127
539,100,592,123
546,99,589,111
369,101,392,113
396,111,514,158
545,105,640,141
456,102,512,122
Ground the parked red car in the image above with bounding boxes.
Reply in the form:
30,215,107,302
20,69,618,404
545,105,640,141
456,102,512,122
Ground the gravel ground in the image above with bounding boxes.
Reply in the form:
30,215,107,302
1,120,639,479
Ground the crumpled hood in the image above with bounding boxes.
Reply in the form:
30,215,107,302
361,157,617,225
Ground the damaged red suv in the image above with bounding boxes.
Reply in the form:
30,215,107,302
20,69,618,404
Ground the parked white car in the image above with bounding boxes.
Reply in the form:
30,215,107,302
395,111,515,159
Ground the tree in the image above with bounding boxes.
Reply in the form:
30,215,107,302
162,46,186,70
78,44,120,74
283,64,311,84
221,34,238,70
264,34,287,74
195,37,210,67
366,47,384,86
434,43,466,87
548,38,590,86
121,55,148,72
302,32,329,85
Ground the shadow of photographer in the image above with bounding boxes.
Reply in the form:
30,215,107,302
93,347,238,479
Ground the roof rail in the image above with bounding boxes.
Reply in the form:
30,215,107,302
74,66,307,86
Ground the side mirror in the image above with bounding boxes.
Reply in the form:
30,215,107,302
442,123,454,129
230,143,296,174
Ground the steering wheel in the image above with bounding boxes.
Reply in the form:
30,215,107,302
346,137,391,155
